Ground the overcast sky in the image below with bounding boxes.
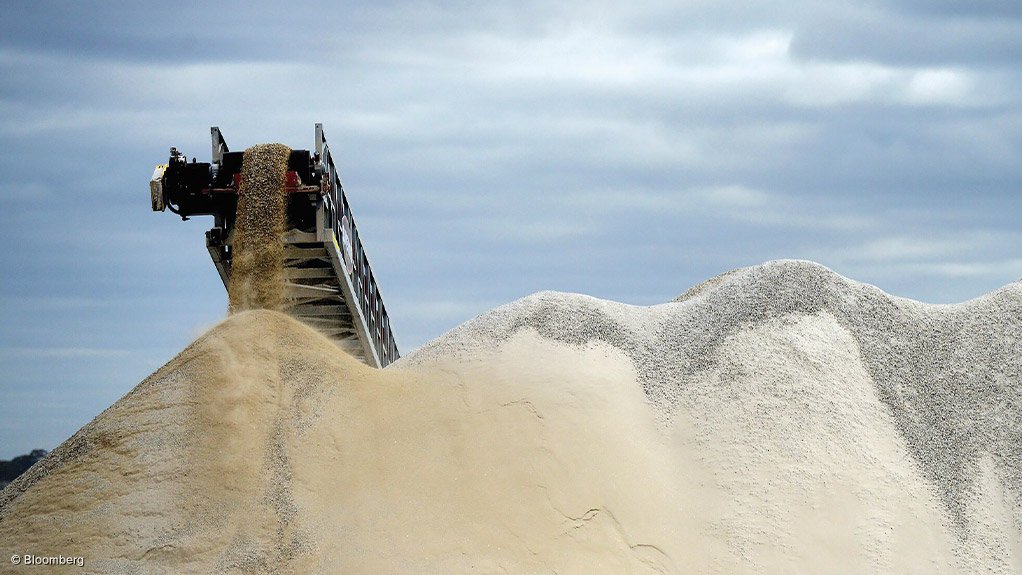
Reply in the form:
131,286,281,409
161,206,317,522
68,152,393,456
1,1,1020,458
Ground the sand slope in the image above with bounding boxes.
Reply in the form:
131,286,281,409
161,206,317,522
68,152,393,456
0,312,700,573
1,260,1019,573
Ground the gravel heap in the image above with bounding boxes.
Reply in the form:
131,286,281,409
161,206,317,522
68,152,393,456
228,143,292,312
401,259,1022,571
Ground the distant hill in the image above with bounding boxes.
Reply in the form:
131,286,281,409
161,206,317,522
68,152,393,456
0,449,47,489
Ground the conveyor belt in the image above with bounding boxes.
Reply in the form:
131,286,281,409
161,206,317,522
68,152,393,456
154,124,399,368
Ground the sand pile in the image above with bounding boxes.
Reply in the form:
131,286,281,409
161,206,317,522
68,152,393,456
1,260,1019,573
227,143,292,312
0,311,700,573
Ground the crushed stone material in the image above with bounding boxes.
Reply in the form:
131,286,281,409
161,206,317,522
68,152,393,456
228,143,292,312
401,259,1022,571
1,260,1019,573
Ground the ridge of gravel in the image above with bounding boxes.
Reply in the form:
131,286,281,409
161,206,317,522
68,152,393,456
398,259,1022,541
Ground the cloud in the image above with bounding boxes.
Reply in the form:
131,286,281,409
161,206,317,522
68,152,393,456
789,3,1022,67
1,0,1021,458
909,259,1022,279
843,236,977,262
0,347,130,359
0,296,118,310
0,182,55,202
697,185,771,209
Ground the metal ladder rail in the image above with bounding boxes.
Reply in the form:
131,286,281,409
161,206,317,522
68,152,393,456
315,124,400,367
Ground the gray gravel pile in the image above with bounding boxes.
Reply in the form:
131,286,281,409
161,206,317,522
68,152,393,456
400,259,1022,564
